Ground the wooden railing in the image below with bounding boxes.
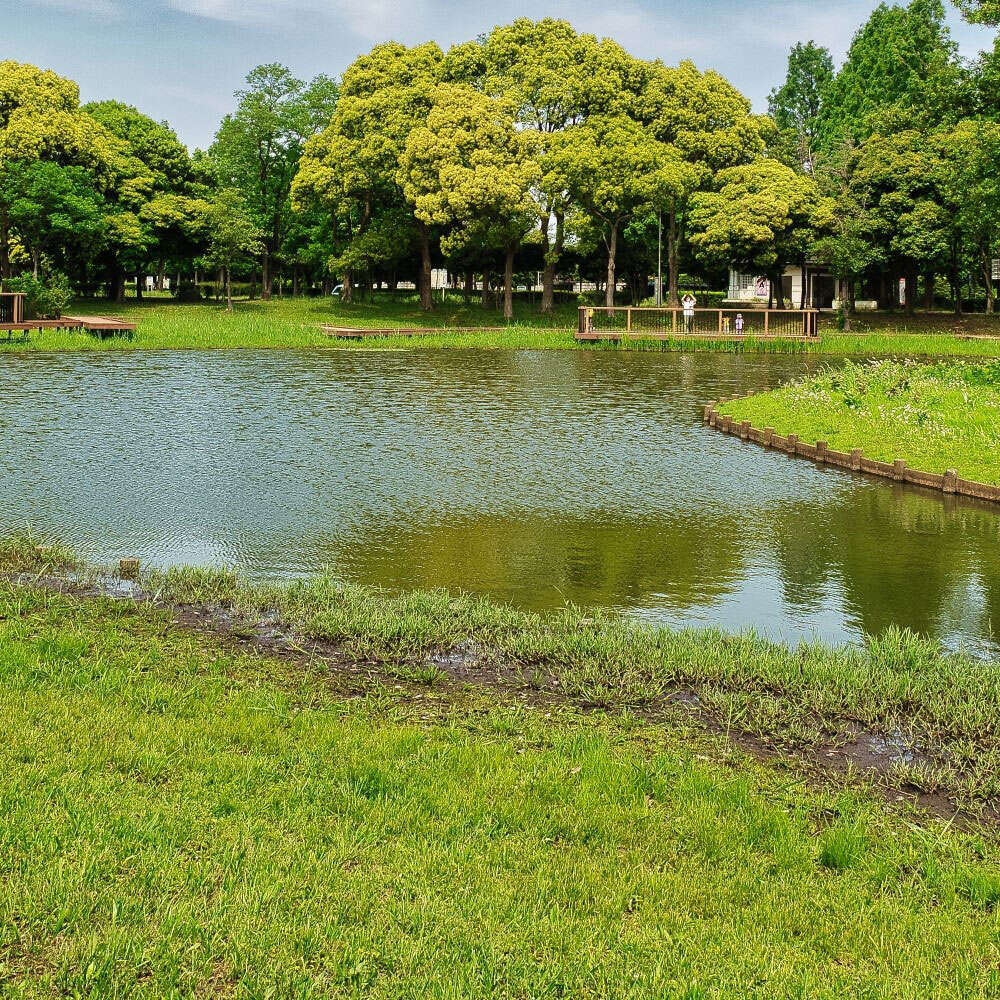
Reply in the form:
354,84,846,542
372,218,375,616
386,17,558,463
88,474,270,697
0,293,25,325
577,306,820,340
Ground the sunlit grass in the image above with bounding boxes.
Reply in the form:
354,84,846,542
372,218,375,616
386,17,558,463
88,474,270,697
4,296,1000,357
719,358,1000,484
2,579,1000,997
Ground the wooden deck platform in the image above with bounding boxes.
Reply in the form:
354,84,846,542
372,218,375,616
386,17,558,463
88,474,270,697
322,325,505,339
0,315,136,340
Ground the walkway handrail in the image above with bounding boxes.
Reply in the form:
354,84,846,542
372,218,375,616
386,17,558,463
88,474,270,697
578,305,820,339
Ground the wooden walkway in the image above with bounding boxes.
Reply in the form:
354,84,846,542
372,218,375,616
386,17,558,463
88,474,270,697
322,325,505,339
0,294,135,340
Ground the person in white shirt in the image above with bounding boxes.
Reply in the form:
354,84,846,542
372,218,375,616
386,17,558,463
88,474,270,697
681,293,697,333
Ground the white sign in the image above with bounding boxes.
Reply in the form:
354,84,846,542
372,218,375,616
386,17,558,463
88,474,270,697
992,259,1000,282
899,277,907,306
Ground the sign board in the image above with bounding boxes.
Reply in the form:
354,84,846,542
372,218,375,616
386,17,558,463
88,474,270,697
993,258,1000,282
899,277,907,306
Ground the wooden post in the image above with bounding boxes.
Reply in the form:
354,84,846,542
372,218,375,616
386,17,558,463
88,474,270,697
816,441,828,463
672,309,677,334
850,448,863,471
764,427,775,447
943,469,958,494
764,310,770,336
786,433,798,454
718,310,723,335
626,307,632,334
893,460,907,482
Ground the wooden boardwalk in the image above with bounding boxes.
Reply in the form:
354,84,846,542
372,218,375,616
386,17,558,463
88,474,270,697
0,293,135,340
577,305,821,342
322,325,505,339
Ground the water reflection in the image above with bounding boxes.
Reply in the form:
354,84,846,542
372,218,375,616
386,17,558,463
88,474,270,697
2,348,998,653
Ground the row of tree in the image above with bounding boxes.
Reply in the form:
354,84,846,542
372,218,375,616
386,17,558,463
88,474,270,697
1,0,998,319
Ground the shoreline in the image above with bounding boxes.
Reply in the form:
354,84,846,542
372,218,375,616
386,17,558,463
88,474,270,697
5,535,1000,823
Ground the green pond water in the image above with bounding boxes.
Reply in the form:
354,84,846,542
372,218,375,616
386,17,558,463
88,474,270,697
3,348,999,654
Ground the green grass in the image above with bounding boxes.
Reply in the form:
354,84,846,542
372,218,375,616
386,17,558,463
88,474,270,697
719,358,1000,485
3,579,1000,998
4,295,1000,356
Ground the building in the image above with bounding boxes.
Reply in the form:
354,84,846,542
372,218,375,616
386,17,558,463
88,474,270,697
726,265,878,311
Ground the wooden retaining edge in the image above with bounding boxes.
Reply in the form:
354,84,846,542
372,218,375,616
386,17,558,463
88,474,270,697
702,398,1000,504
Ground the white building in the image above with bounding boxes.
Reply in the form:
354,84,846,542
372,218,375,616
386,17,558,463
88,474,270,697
726,265,879,311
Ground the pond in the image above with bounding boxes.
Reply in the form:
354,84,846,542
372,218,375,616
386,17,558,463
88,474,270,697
3,348,999,655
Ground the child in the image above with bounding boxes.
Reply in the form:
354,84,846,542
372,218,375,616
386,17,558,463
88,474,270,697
735,313,745,335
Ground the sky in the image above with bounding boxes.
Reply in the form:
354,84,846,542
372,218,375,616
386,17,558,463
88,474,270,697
4,0,997,149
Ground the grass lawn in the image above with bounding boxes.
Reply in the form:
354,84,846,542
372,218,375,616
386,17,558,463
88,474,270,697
3,295,1000,356
718,359,1000,485
3,538,1000,997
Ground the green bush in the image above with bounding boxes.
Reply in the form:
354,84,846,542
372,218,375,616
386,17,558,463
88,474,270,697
7,273,73,319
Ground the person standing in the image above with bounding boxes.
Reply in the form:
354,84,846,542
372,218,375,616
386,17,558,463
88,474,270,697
682,293,697,333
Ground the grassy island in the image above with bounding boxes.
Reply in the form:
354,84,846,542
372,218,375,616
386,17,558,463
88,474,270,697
719,359,1000,486
2,536,1000,997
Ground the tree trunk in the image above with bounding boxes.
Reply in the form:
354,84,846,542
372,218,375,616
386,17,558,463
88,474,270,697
418,226,433,311
605,223,618,309
155,261,166,292
481,269,491,308
924,272,935,312
32,248,41,281
226,266,233,312
540,210,563,315
843,277,856,332
261,251,272,301
0,205,10,283
982,251,995,315
503,246,515,321
905,268,917,317
773,270,785,309
951,246,963,315
135,272,143,300
113,267,126,304
667,207,680,307
342,271,353,304
800,262,808,309
292,267,299,298
464,269,474,304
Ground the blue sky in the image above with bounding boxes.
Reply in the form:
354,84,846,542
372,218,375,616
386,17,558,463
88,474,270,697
5,0,996,149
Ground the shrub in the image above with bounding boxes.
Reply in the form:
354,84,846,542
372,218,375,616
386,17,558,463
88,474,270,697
7,272,73,319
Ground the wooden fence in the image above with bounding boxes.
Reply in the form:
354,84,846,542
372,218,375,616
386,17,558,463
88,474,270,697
577,306,820,341
0,293,25,325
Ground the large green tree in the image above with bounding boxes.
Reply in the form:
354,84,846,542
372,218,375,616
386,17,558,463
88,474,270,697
293,44,441,308
955,0,1000,22
399,84,539,319
213,64,337,300
818,0,965,146
549,115,682,307
768,42,834,173
640,60,767,305
469,19,634,311
689,159,826,308
0,61,123,283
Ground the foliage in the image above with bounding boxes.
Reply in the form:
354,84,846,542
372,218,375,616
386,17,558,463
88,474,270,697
768,42,834,172
7,271,73,318
201,189,264,310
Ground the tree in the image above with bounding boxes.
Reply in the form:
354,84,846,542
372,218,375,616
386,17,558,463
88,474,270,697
202,189,264,311
641,60,767,305
689,159,826,308
768,42,834,172
818,0,964,146
400,84,539,319
0,61,122,283
937,121,1000,312
955,0,1000,22
1,160,105,277
293,44,441,309
549,115,681,307
213,64,337,301
85,100,204,298
849,129,952,313
471,19,631,312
